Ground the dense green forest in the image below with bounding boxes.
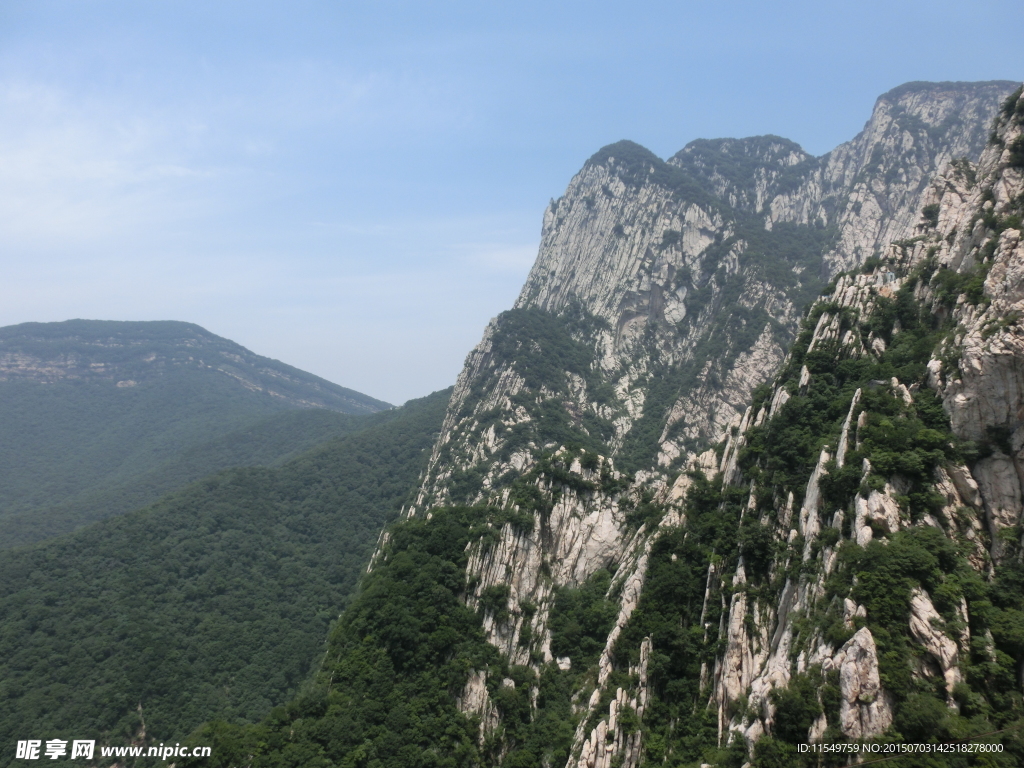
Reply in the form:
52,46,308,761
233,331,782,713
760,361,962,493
0,402,396,549
0,320,391,547
0,388,449,764
180,504,622,768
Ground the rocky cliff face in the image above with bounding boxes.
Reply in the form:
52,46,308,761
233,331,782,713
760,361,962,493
411,81,1015,512
920,115,1024,562
780,81,1017,276
699,84,1024,760
374,81,1024,766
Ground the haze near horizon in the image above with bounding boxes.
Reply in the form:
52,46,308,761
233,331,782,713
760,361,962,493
1,0,1020,403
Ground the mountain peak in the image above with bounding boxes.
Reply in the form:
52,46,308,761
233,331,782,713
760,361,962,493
671,134,810,166
585,139,663,171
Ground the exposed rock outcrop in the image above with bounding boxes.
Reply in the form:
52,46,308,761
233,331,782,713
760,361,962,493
376,81,1023,765
832,628,893,740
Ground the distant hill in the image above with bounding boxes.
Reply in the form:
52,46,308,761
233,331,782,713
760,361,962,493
0,319,388,409
0,388,449,757
0,319,392,546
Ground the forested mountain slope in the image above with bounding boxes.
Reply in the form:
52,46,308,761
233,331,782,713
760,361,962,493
0,388,447,766
183,82,1023,768
0,319,391,546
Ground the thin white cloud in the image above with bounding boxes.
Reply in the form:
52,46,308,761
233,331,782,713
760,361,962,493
0,79,229,246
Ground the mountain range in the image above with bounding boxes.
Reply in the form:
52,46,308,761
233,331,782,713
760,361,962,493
2,79,1022,768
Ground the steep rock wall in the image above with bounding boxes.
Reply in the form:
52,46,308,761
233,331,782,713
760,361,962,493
379,81,1022,767
699,83,1024,761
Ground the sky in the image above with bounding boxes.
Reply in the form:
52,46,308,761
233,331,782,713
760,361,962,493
1,1,1021,404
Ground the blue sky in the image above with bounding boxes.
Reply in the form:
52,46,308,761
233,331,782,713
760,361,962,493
1,1,1020,404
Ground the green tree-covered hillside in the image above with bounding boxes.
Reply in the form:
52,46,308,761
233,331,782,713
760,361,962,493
0,320,392,547
0,388,449,763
